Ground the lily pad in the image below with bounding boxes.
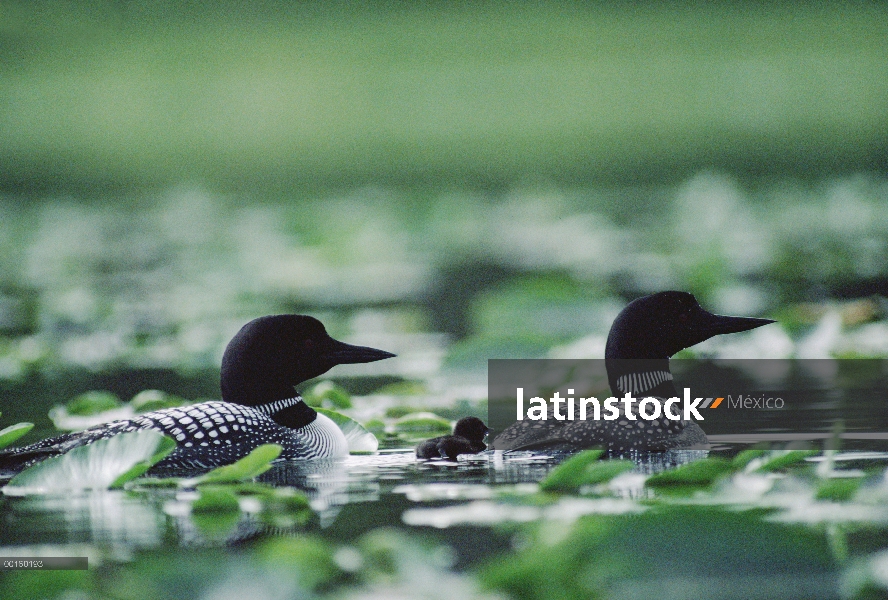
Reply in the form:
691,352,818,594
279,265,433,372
0,422,33,450
195,444,283,485
316,408,379,453
539,449,604,493
304,381,352,409
732,449,768,469
49,392,135,431
363,418,386,436
385,405,419,419
4,430,176,495
393,412,451,442
754,450,819,473
130,389,189,413
65,391,123,415
646,457,734,488
192,485,242,513
815,477,862,502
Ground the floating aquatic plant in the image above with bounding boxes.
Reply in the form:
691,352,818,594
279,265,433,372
316,408,379,453
49,391,133,431
645,456,735,489
130,389,191,413
539,449,606,493
304,380,353,409
193,443,283,485
392,412,451,443
0,421,33,450
3,430,176,494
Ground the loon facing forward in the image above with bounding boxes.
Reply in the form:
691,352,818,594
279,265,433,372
491,291,775,454
0,315,395,472
415,417,490,460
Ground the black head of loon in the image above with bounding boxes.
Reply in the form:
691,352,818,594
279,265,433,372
221,314,395,427
605,291,774,397
490,291,775,453
606,291,775,360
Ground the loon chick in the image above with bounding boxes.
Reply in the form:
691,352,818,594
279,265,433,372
491,291,775,454
416,417,490,459
0,315,395,472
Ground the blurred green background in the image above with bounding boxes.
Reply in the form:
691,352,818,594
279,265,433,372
1,0,888,422
2,1,887,190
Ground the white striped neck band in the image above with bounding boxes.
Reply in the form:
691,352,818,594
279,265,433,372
256,396,305,416
616,371,673,395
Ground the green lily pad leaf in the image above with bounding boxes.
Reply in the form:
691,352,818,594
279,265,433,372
111,435,177,488
304,381,352,409
192,485,242,513
384,405,418,418
364,418,386,435
815,477,862,502
130,389,189,413
646,457,734,488
257,537,341,592
754,450,819,473
190,486,243,539
393,412,451,442
575,459,636,487
195,444,283,485
66,391,123,415
49,391,134,431
4,430,176,495
0,422,33,450
732,449,767,469
259,488,315,527
316,408,379,453
375,380,427,396
125,476,183,489
539,449,605,493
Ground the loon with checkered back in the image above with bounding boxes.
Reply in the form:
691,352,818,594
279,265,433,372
0,315,395,472
491,291,775,454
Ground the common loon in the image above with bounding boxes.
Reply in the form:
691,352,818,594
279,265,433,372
0,315,395,472
415,416,490,459
491,291,775,454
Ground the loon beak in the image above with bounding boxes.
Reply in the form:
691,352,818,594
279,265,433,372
325,339,396,364
692,310,775,343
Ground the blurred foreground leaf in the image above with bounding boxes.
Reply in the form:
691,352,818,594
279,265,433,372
0,422,33,449
645,457,734,488
732,449,768,469
754,450,819,473
192,485,241,514
539,449,610,493
195,444,282,484
4,430,175,494
816,478,862,502
480,506,835,600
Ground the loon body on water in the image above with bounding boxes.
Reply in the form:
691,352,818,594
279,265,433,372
415,416,490,460
0,315,394,472
491,291,775,454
